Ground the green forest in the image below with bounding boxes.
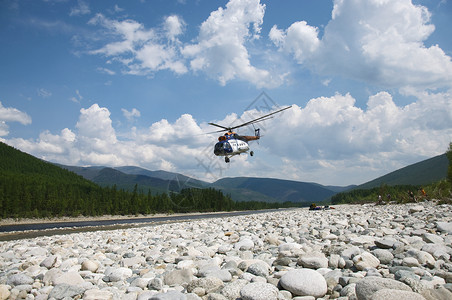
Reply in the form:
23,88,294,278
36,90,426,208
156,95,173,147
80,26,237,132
0,142,296,219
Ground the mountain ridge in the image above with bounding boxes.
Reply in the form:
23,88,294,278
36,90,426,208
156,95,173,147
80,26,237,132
354,153,448,190
54,152,449,204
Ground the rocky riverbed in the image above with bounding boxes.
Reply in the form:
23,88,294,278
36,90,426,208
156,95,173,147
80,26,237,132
1,202,451,300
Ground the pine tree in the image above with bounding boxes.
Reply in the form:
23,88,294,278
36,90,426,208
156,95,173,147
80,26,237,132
447,142,452,183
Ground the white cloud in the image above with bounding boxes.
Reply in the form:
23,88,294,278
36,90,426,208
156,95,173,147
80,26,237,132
113,5,124,13
4,104,212,176
86,0,285,87
0,102,32,136
76,104,117,143
37,88,52,98
164,15,185,42
0,102,32,125
271,0,452,90
122,108,141,122
88,13,187,75
70,0,90,16
97,67,116,75
70,89,83,103
182,0,278,88
260,91,452,184
4,88,451,185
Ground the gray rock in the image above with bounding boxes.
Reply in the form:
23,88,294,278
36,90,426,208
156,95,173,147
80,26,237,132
273,257,292,266
138,291,159,300
105,267,133,282
122,256,145,268
149,277,163,290
7,273,34,286
48,283,85,300
405,249,435,267
279,269,327,297
328,254,345,269
131,277,151,289
187,277,224,294
371,288,426,300
81,259,99,273
247,261,270,277
437,222,452,234
353,251,380,271
53,270,85,286
409,205,424,213
83,289,114,300
0,284,11,300
341,246,361,259
298,252,328,269
206,293,228,300
240,282,279,300
199,265,232,282
420,286,452,300
394,270,420,281
422,233,444,244
355,277,412,300
235,238,254,251
340,283,357,298
164,269,194,286
372,249,394,265
40,255,58,269
149,290,187,300
221,279,249,299
186,294,202,300
375,238,397,249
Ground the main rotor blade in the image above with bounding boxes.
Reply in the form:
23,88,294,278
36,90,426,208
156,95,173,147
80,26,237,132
229,105,292,130
205,128,229,135
208,122,230,131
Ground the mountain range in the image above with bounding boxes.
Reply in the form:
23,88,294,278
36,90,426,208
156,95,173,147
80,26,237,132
58,152,448,204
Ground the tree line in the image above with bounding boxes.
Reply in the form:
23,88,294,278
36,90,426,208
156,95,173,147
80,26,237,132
0,175,296,219
0,142,297,219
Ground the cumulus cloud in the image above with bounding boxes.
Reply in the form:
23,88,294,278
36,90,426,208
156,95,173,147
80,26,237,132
85,0,285,88
88,13,187,75
164,15,185,42
261,91,452,184
271,0,452,90
0,102,32,136
182,0,279,87
4,88,451,185
5,104,212,175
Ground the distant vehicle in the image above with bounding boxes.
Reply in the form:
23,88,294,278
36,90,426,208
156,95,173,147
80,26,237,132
208,106,292,163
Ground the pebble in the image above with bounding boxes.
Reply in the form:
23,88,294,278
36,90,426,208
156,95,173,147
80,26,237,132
0,202,451,300
240,282,279,300
279,269,327,297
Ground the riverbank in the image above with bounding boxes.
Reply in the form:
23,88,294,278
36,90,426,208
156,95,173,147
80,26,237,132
1,201,451,300
0,211,228,226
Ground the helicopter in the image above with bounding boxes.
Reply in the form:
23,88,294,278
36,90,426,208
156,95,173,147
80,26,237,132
208,106,292,163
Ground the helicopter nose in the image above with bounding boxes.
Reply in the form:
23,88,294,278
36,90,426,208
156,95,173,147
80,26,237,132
214,142,225,156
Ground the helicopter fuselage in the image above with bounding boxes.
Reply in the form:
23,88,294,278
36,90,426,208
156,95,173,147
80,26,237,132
214,139,250,157
214,132,251,157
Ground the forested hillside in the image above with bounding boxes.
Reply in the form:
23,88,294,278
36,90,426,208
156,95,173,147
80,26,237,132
0,142,293,219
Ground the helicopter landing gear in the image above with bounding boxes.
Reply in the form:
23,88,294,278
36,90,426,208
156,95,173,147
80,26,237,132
225,157,230,163
250,151,254,157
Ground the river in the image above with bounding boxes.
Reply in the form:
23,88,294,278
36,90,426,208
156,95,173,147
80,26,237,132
0,209,290,241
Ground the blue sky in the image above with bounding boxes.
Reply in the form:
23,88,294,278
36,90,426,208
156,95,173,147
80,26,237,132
1,0,451,186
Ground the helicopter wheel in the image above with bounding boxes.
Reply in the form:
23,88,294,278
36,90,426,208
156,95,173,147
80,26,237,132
225,157,230,163
250,151,254,157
